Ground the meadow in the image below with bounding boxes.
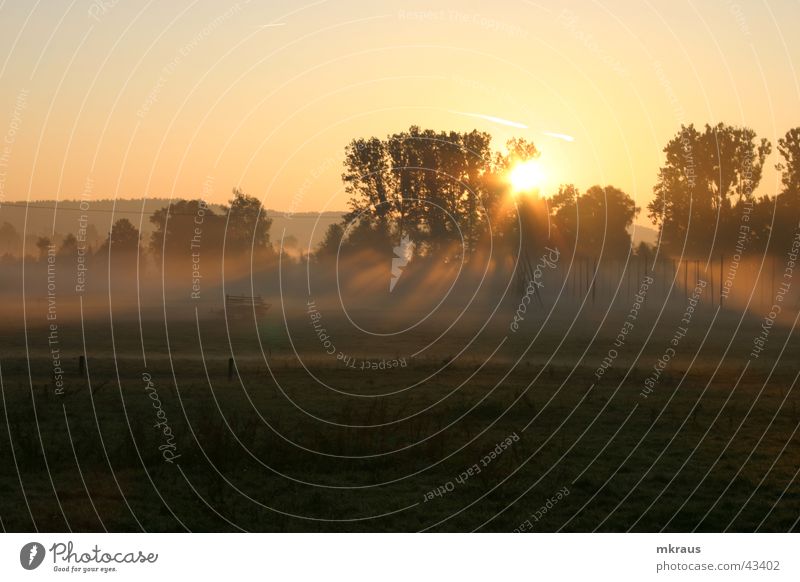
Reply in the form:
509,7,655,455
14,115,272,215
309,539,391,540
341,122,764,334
1,292,798,533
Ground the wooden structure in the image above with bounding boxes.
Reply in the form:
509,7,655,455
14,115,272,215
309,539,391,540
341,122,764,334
225,294,271,321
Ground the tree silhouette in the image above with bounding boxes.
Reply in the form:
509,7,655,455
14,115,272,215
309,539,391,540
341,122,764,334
770,127,800,253
648,123,771,255
777,128,800,200
226,188,273,254
149,200,223,262
551,184,637,256
100,218,140,256
35,236,51,261
549,184,580,251
58,233,78,257
0,221,20,255
341,127,496,258
486,137,543,252
343,136,395,230
316,223,344,257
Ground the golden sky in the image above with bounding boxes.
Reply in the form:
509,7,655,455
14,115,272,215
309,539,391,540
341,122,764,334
0,0,798,225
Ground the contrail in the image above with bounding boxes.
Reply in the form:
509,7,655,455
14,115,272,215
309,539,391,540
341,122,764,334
542,131,575,142
450,111,575,142
449,110,528,129
255,23,287,28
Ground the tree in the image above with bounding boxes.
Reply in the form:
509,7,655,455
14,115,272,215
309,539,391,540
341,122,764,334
769,127,800,253
460,130,495,251
342,126,495,258
776,127,800,201
99,218,140,256
343,218,393,256
580,185,638,256
343,137,395,228
0,221,20,255
551,184,637,257
226,188,273,254
149,200,224,262
748,195,777,253
35,236,51,261
482,138,544,253
648,123,771,255
504,137,540,167
316,223,344,258
549,183,580,251
58,233,78,257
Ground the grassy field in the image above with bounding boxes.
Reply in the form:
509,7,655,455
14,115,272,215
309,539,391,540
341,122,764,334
0,301,798,533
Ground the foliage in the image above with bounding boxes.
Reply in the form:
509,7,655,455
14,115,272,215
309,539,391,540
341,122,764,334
648,123,772,255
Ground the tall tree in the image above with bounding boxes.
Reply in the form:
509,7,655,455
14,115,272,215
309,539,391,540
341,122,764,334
770,127,800,253
341,126,494,258
460,130,494,252
648,123,771,255
316,223,344,257
776,127,800,202
549,184,581,250
471,138,545,254
226,188,273,254
343,136,395,228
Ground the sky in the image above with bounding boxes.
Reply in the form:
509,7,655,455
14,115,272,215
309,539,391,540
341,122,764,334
0,0,798,225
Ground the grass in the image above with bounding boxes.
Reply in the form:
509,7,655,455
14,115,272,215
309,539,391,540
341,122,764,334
0,304,798,532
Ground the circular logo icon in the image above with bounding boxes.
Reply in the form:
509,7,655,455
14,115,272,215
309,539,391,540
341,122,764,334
20,542,46,570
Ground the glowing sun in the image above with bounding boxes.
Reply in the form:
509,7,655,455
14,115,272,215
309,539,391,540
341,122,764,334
508,159,544,193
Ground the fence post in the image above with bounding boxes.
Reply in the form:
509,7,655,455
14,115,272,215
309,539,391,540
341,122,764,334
771,255,776,303
684,260,688,299
709,258,714,308
671,259,676,303
627,259,631,298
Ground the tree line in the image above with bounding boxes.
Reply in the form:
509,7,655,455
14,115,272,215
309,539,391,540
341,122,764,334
0,189,273,270
3,123,799,270
319,124,800,261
